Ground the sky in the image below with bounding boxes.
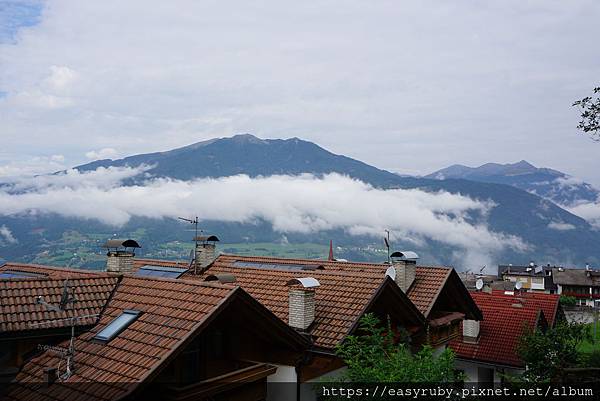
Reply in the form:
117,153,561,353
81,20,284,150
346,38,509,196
0,0,599,185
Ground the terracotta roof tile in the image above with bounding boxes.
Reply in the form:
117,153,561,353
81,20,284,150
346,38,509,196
449,291,560,367
175,254,422,349
0,276,119,334
6,276,237,401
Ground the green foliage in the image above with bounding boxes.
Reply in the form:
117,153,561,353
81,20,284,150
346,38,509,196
517,322,589,382
573,86,600,140
334,313,460,382
559,295,576,307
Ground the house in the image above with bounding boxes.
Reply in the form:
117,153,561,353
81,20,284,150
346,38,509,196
497,263,557,294
134,251,481,390
0,264,119,383
0,263,310,401
449,290,561,383
552,266,600,307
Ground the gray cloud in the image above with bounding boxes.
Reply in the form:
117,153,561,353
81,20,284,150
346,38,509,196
0,1,599,185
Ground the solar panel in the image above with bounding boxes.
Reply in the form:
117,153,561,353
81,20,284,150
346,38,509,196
232,261,320,271
134,265,188,279
0,271,47,279
94,310,140,342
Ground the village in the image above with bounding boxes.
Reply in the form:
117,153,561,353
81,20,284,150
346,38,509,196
1,233,598,401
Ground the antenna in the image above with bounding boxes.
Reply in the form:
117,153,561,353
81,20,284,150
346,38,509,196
384,230,390,263
475,278,484,291
479,265,486,274
33,280,96,381
179,216,200,274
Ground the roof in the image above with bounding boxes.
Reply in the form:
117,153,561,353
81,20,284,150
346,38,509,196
310,258,480,319
0,262,107,280
0,276,119,336
4,264,310,401
101,239,141,249
449,290,560,368
5,278,233,400
552,268,600,287
175,255,425,349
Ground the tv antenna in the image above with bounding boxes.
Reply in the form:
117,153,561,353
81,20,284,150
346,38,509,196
475,278,484,291
178,216,201,274
32,279,99,381
384,230,391,263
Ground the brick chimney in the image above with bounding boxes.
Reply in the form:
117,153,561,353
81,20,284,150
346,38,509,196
286,277,320,331
390,251,418,292
102,239,140,273
193,235,220,272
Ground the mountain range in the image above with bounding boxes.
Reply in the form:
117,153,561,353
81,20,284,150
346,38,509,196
426,160,599,206
1,134,599,269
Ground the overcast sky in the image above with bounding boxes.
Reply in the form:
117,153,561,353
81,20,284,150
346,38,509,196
1,1,599,185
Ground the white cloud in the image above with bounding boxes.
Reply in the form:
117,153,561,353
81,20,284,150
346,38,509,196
547,221,576,231
0,225,18,244
0,169,528,262
567,202,600,229
85,148,118,160
0,155,66,177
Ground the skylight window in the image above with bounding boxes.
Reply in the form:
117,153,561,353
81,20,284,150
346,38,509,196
93,310,141,342
134,265,188,279
0,270,47,279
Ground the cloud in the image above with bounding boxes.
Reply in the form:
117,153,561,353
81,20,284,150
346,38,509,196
0,1,599,186
85,148,118,160
0,155,66,177
567,202,600,229
0,168,528,262
0,224,17,244
547,221,576,231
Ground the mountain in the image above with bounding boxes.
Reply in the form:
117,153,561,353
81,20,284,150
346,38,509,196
426,160,599,206
2,134,599,268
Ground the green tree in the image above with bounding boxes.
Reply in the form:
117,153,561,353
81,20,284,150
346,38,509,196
559,295,576,307
517,321,588,382
334,313,459,382
573,87,600,140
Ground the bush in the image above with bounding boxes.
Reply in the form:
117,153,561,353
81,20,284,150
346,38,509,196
559,295,577,307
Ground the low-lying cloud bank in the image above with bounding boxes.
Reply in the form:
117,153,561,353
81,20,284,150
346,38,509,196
0,166,528,264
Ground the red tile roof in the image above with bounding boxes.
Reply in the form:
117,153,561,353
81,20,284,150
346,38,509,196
0,276,119,335
0,263,107,280
449,291,560,368
5,276,238,401
169,254,425,349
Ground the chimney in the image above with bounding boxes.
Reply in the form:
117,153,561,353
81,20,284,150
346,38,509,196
194,235,220,272
44,367,58,386
390,251,418,292
462,319,480,343
286,277,320,331
102,239,140,273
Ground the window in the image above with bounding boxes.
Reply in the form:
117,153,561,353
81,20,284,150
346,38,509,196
134,265,188,279
93,310,141,342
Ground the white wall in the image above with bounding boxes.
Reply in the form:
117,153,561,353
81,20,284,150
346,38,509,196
267,365,297,401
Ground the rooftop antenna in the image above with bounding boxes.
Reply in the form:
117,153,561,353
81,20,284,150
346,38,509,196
179,216,200,274
328,240,334,261
384,230,391,263
475,278,484,291
32,279,98,381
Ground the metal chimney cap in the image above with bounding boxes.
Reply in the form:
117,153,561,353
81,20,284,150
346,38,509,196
390,251,419,260
102,239,141,249
204,273,236,284
286,277,320,288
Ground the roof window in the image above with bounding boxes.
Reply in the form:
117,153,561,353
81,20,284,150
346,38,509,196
94,310,141,342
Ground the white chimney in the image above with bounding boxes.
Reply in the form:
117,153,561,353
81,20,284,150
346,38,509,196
390,251,418,292
286,277,320,331
463,319,480,343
